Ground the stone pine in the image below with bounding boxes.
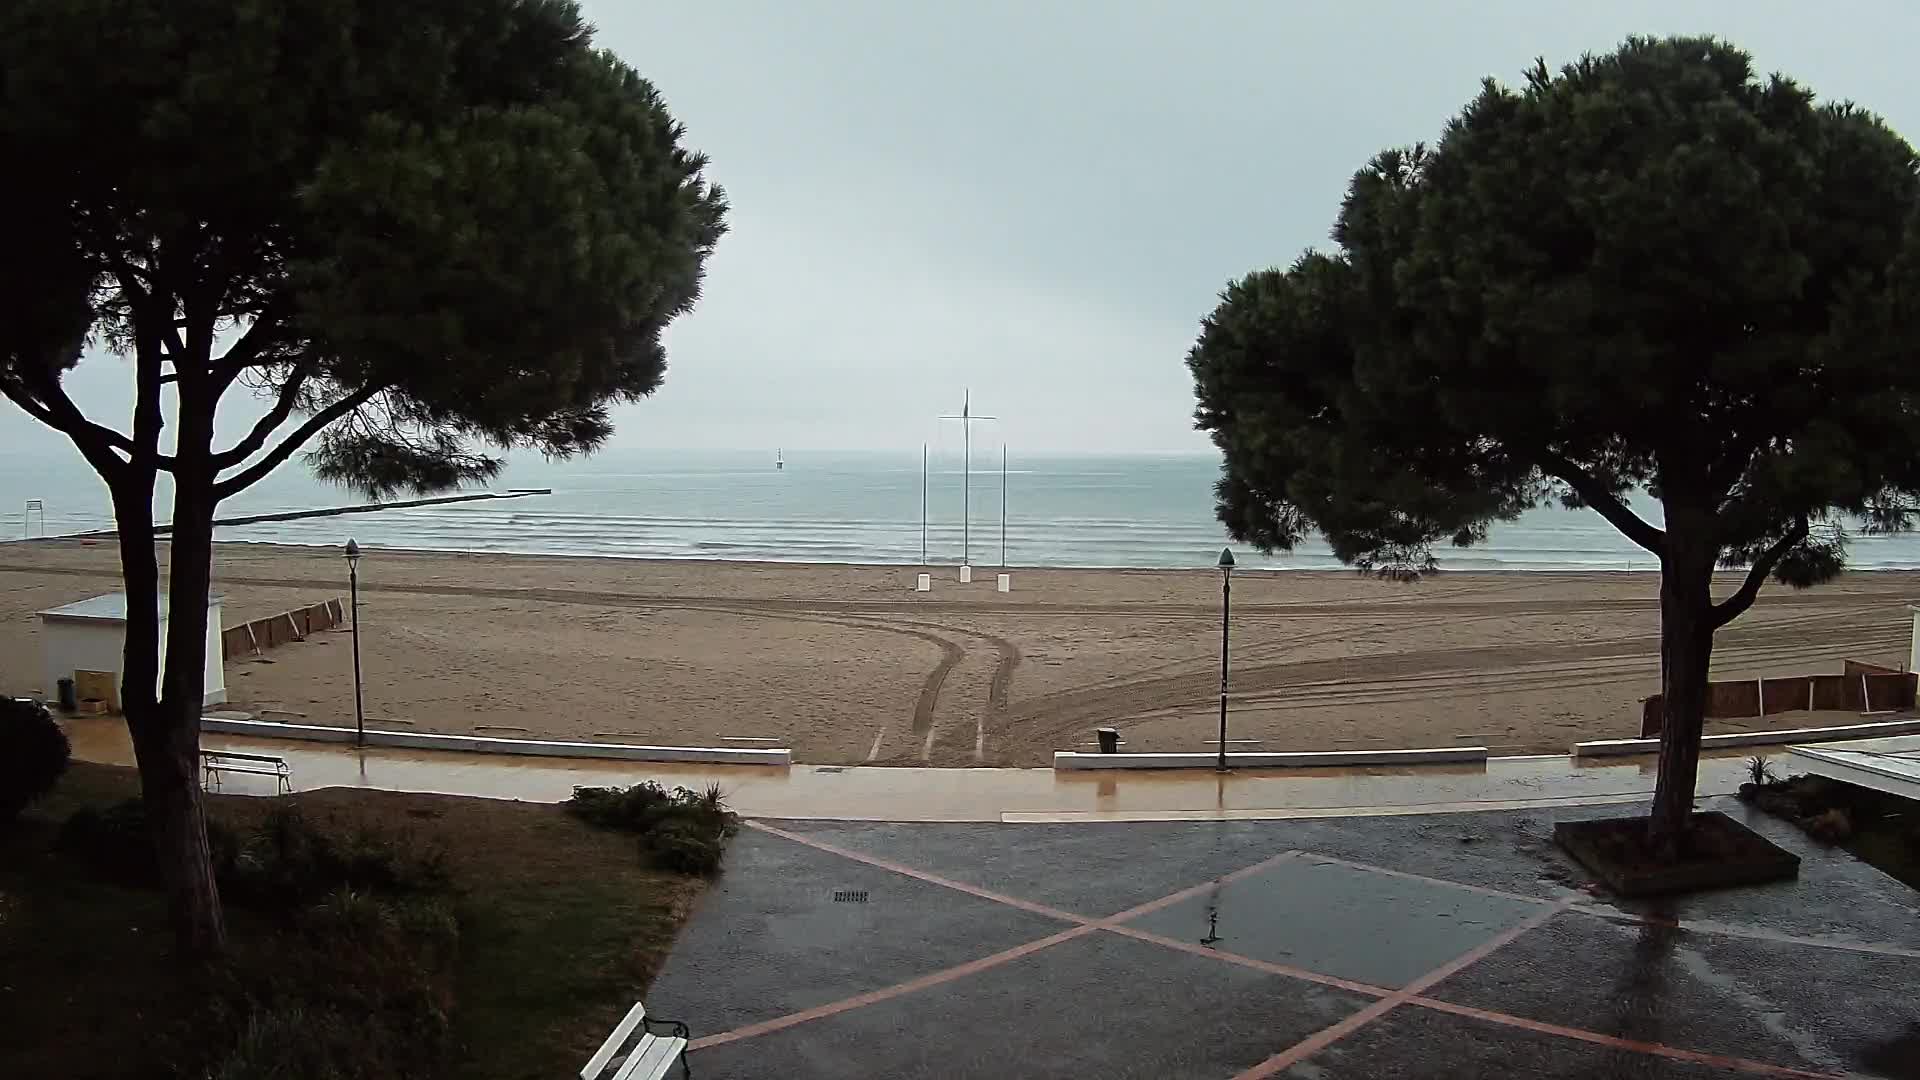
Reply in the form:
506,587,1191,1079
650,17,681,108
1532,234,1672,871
1187,36,1920,851
0,0,726,957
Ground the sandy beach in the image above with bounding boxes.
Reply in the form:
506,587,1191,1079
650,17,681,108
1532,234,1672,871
1,539,1913,766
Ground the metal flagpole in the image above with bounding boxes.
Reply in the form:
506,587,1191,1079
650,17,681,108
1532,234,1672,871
939,390,996,568
921,443,928,565
1000,443,1007,566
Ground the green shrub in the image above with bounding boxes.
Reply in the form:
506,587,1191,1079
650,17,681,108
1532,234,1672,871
63,801,445,908
645,817,729,875
206,889,461,1080
567,781,739,875
565,781,678,831
0,697,71,821
224,807,449,909
59,797,236,883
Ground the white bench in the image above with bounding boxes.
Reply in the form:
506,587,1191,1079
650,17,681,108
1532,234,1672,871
582,1001,690,1080
200,749,292,794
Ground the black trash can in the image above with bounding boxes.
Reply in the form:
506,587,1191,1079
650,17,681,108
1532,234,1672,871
56,677,77,712
1095,727,1120,754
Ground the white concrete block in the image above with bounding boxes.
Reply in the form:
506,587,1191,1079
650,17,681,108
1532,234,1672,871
1052,747,1488,770
1572,716,1920,757
997,574,1011,592
200,717,793,766
959,565,973,583
915,573,931,592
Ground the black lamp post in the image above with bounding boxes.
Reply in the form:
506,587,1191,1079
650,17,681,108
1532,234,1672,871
344,538,365,748
1216,547,1234,772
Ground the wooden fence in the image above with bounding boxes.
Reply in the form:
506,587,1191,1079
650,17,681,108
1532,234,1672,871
1640,659,1916,736
220,598,347,660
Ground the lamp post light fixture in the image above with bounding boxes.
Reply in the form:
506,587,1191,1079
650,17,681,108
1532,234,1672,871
1216,547,1235,772
344,538,365,748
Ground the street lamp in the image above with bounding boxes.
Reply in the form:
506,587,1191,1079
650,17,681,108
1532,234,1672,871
1216,547,1235,772
344,538,365,748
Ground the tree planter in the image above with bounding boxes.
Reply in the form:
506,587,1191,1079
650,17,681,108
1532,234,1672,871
1554,812,1799,896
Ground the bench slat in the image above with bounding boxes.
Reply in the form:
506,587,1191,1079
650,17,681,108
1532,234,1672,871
613,1035,684,1080
581,1001,648,1080
201,751,287,765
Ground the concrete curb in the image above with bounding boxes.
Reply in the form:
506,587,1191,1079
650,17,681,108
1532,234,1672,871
1571,717,1920,758
1051,746,1488,770
200,717,792,766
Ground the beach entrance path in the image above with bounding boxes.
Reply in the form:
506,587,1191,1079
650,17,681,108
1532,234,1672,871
648,800,1920,1079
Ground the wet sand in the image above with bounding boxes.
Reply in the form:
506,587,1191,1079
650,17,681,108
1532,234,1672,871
1,539,1913,766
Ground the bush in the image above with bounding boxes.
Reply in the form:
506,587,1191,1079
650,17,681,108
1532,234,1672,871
0,697,71,821
205,889,461,1080
62,801,446,908
646,817,729,875
566,782,739,875
223,807,450,909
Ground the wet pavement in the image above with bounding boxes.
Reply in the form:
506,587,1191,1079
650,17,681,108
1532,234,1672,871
649,798,1920,1079
66,715,1764,822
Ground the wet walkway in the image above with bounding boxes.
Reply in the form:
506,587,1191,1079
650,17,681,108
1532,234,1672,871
67,716,1764,822
63,718,1920,1075
651,801,1920,1078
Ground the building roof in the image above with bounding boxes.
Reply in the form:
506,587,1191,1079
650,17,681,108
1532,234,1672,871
35,592,223,623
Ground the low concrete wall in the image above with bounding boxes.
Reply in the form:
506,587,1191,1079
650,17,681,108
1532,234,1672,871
1053,746,1488,771
1573,717,1920,758
200,717,791,766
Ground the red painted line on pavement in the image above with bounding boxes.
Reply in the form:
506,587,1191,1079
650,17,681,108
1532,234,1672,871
1407,998,1841,1079
747,820,1089,924
710,827,1884,1077
688,925,1095,1050
1099,850,1300,923
1102,924,1393,999
700,828,1302,1052
1232,901,1572,1079
1298,852,1553,905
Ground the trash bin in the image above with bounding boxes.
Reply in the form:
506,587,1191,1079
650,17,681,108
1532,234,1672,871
56,676,77,712
1096,727,1120,754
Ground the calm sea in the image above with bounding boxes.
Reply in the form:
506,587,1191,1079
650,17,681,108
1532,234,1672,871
6,445,1920,571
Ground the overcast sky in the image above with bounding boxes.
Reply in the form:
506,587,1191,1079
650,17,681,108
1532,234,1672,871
14,1,1920,457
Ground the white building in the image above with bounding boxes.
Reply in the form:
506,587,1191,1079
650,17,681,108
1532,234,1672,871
36,593,226,708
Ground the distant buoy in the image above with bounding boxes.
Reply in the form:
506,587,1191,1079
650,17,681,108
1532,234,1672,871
775,448,784,471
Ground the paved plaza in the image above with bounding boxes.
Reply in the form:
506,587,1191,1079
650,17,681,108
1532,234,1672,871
649,799,1920,1079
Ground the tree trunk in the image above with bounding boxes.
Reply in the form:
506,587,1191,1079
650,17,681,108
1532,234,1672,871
127,695,226,957
1648,534,1717,854
109,470,228,958
157,391,229,959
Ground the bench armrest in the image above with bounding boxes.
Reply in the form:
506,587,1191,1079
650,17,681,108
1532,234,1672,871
640,1017,691,1041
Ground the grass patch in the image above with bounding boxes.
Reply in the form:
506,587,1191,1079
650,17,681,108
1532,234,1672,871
0,763,714,1080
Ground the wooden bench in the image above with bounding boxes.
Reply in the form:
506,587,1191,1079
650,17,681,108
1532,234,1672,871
581,1001,690,1080
200,749,292,794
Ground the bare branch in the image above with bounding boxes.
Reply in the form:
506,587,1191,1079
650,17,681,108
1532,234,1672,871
1710,520,1808,629
212,364,312,468
1538,451,1666,556
213,384,382,500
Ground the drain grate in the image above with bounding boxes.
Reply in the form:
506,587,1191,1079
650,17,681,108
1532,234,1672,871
833,889,869,903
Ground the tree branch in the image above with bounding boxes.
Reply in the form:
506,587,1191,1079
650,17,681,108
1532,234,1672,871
207,310,284,396
0,371,154,462
1537,451,1667,556
1710,519,1808,630
212,364,312,469
213,384,382,500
